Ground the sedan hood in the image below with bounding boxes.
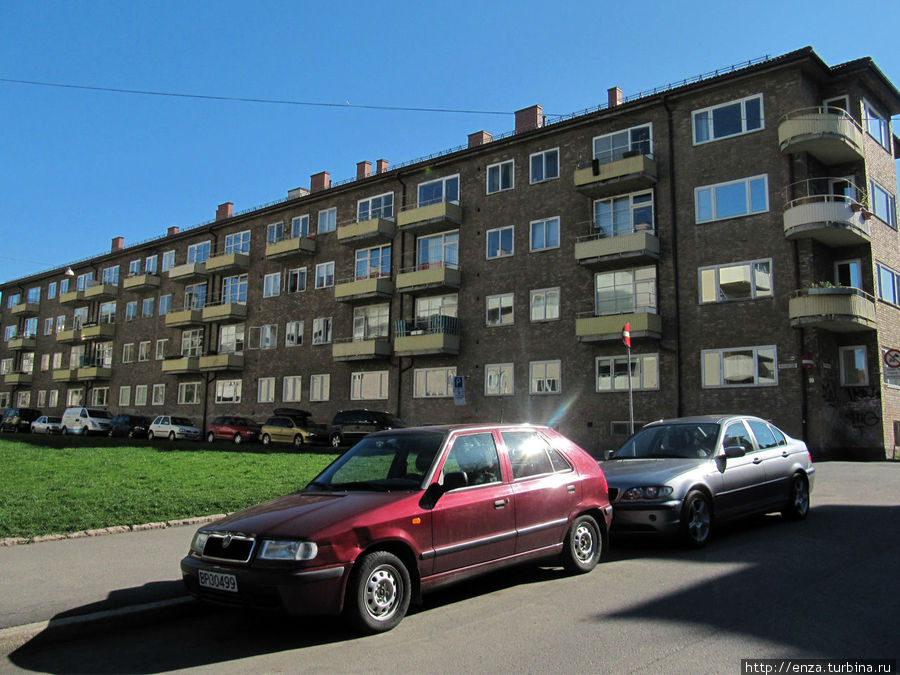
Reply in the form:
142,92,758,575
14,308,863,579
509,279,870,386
600,458,712,486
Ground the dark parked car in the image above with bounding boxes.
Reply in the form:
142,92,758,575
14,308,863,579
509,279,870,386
329,409,406,448
601,414,815,548
108,414,152,439
207,417,261,445
182,424,613,633
0,407,42,433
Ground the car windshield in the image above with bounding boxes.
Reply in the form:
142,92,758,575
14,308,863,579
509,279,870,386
308,431,445,491
234,418,257,426
90,410,113,419
612,423,721,459
171,417,193,426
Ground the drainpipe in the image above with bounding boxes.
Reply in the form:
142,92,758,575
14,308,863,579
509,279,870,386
662,96,684,416
395,174,410,420
788,159,809,445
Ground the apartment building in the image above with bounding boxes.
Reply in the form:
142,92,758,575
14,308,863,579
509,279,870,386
2,46,898,458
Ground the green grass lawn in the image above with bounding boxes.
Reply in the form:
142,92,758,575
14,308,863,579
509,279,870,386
0,435,338,539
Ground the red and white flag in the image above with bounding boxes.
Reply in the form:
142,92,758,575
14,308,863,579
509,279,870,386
622,322,631,348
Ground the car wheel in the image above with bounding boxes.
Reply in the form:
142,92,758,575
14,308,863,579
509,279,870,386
293,434,303,449
345,551,411,634
168,431,176,441
561,514,602,574
330,433,343,449
81,426,89,436
261,433,271,446
782,473,810,521
233,433,242,445
108,429,114,438
207,431,215,443
61,426,68,435
148,430,154,440
680,490,712,548
128,430,135,439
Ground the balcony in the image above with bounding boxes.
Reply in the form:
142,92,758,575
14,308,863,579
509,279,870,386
204,252,250,274
199,353,244,371
788,287,877,332
777,108,864,165
576,310,662,342
161,356,201,374
396,263,461,295
783,191,871,247
167,261,208,282
10,302,40,317
332,337,392,361
337,218,396,246
574,153,658,199
335,274,394,303
393,316,460,356
165,307,205,327
52,368,78,382
201,301,247,324
397,201,462,235
575,227,659,269
81,323,116,341
265,235,317,260
84,282,118,301
76,365,113,381
56,328,82,344
3,372,33,386
7,336,36,351
59,289,85,304
123,273,161,291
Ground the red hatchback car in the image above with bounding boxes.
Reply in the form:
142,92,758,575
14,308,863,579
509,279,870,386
206,416,262,445
181,424,613,633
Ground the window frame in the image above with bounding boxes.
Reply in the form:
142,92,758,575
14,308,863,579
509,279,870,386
486,159,515,194
485,293,514,327
698,258,773,304
263,272,281,298
863,98,890,150
309,373,330,402
701,345,778,389
486,225,514,259
530,360,561,395
529,148,560,184
839,345,869,387
692,94,764,145
485,363,514,397
413,366,457,398
694,174,769,224
529,216,560,252
317,207,337,234
592,123,652,164
350,370,389,400
315,261,335,289
357,192,394,221
596,353,660,392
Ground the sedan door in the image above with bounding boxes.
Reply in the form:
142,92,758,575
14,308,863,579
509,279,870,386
746,419,797,507
716,420,769,518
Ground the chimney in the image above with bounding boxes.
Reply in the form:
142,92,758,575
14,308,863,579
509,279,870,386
376,159,389,174
608,87,624,108
167,226,180,237
515,105,543,133
357,161,372,180
111,236,124,252
311,171,331,192
216,202,233,220
468,131,493,148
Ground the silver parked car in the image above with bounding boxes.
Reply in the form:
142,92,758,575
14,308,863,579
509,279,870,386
149,415,202,441
601,415,814,547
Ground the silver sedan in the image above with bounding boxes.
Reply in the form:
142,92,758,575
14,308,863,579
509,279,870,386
600,415,814,547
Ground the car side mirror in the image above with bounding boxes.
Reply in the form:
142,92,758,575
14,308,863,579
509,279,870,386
602,449,617,460
419,471,468,510
442,471,468,492
723,442,749,458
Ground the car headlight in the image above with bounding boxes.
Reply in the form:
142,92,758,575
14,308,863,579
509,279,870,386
259,540,318,561
621,486,674,501
190,531,209,555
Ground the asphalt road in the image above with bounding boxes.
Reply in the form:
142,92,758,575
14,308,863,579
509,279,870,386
3,461,899,673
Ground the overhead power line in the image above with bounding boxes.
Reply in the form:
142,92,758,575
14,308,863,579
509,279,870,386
0,77,514,116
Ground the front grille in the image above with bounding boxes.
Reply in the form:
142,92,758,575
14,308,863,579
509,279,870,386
203,533,256,563
608,488,619,502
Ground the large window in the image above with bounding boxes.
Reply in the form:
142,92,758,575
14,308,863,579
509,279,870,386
285,320,304,347
152,383,165,406
487,160,514,194
353,304,390,340
178,382,202,405
358,193,394,221
593,124,652,164
595,267,656,314
250,324,277,350
283,375,303,403
312,317,333,345
594,191,654,236
187,241,211,263
181,329,203,357
291,215,310,239
530,148,559,184
869,180,897,228
485,363,514,396
224,230,250,255
310,374,330,402
219,324,245,354
414,367,456,398
530,360,561,394
417,175,459,207
263,273,281,298
266,222,284,244
417,230,458,268
315,262,335,289
318,207,337,234
878,263,900,305
530,217,560,251
414,294,458,322
287,267,307,293
486,293,514,326
699,259,773,303
864,99,890,150
221,274,247,304
257,377,276,403
351,371,389,400
596,354,659,392
355,245,391,279
695,175,768,223
215,379,242,404
693,94,763,144
839,346,868,386
486,226,514,259
702,345,777,388
102,266,119,285
99,301,116,324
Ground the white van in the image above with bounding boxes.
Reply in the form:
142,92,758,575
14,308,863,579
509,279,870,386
61,407,114,435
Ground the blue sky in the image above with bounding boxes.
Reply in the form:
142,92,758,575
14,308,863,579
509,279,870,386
2,0,899,284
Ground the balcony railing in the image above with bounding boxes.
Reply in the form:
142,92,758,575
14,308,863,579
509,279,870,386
335,272,394,302
574,220,659,268
123,272,161,291
788,287,877,332
201,298,248,323
337,216,396,245
396,262,461,294
164,303,205,327
167,261,208,282
397,200,462,234
3,372,33,386
161,356,201,374
573,152,657,198
782,178,872,246
204,248,251,274
7,336,36,351
575,307,662,342
394,316,460,356
10,302,40,317
199,352,244,371
777,107,864,164
84,281,119,300
265,233,317,260
332,335,392,361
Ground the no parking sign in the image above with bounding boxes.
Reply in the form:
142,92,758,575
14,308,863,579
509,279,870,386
884,348,900,369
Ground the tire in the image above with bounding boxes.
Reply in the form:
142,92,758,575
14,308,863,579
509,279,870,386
561,515,602,574
680,490,712,548
207,431,215,443
80,426,89,436
782,473,810,521
168,431,176,441
331,433,343,449
261,433,271,446
293,434,303,449
344,551,411,634
128,430,135,439
148,430,154,440
108,430,114,438
233,433,242,445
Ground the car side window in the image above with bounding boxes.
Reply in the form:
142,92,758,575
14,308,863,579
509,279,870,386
442,433,502,487
747,420,779,449
723,421,754,451
502,431,556,480
768,425,787,446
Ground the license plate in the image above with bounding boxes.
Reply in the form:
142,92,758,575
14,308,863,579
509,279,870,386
198,569,238,593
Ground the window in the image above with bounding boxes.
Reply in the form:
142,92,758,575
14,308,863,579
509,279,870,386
67,388,84,407
102,266,119,285
215,379,242,404
3,326,15,342
318,207,337,234
285,320,304,347
156,339,168,360
530,287,560,322
221,274,247,304
59,279,69,294
355,245,391,279
486,226,514,259
351,371,389,400
863,99,890,150
93,341,113,368
138,341,150,362
26,287,40,303
594,191,654,236
530,148,559,184
183,284,206,310
595,267,656,314
181,329,203,357
15,391,30,408
283,375,302,403
178,382,202,405
52,352,62,369
310,374,330,402
41,353,50,371
37,390,47,407
878,264,900,305
702,345,777,388
315,262,335,289
414,366,457,398
48,282,57,299
117,386,131,407
530,360,561,394
23,317,37,337
414,294,458,322
699,259,772,303
266,222,284,244
263,273,281,298
258,377,276,403
486,293,514,326
693,94,763,144
224,230,250,254
76,272,93,291
122,343,135,363
503,431,570,480
250,324,278,350
312,317,333,344
145,255,158,275
44,318,54,335
839,346,868,386
593,124,652,164
142,297,154,317
48,390,59,407
91,387,109,407
417,230,459,268
20,351,34,373
869,180,897,228
56,315,66,333
596,353,659,392
695,175,768,223
291,215,310,239
530,217,560,251
0,392,9,408
485,363,514,396
161,251,175,272
417,175,459,206
353,304,390,340
287,267,307,293
0,358,12,374
835,259,861,288
358,192,394,221
125,301,138,322
187,241,211,263
74,307,88,329
135,385,148,406
219,324,245,354
128,260,141,277
159,294,172,315
487,160,514,194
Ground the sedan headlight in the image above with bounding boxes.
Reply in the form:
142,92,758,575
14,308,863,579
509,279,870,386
190,531,209,555
259,540,318,561
621,486,674,501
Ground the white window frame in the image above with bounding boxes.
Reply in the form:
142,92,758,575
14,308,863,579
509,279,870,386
48,281,57,299
357,192,394,221
529,216,560,252
414,366,457,398
138,341,151,362
869,179,897,228
698,258,773,304
317,207,337,234
128,259,141,277
102,265,119,285
257,377,276,403
692,94,764,145
161,251,175,272
863,98,890,150
266,222,284,244
285,320,304,347
310,374,330,402
135,385,148,406
159,294,172,315
839,346,869,387
695,174,769,224
224,230,251,255
178,381,202,405
530,360,561,395
187,241,211,263
156,339,168,360
263,272,281,298
91,387,109,407
125,301,137,322
67,387,84,407
596,353,660,392
486,159,514,194
312,317,332,345
142,297,154,317
350,371,389,400
291,215,310,239
529,148,559,184
145,254,158,274
315,261,335,289
592,123,652,164
215,379,242,404
701,345,778,388
486,293,514,327
485,363,514,397
486,225,514,259
122,343,135,364
593,190,655,237
530,287,560,322
287,267,307,293
283,375,303,403
417,174,459,206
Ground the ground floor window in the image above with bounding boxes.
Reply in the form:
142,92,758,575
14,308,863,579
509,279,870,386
283,375,302,402
596,354,659,392
485,363,514,396
310,374,330,402
414,367,456,398
530,360,560,394
839,346,868,386
215,379,242,404
178,382,202,405
257,377,275,403
351,371,388,400
701,345,776,388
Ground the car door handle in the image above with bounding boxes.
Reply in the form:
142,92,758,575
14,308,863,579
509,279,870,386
752,457,763,464
567,485,576,494
494,499,509,509
782,451,789,457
